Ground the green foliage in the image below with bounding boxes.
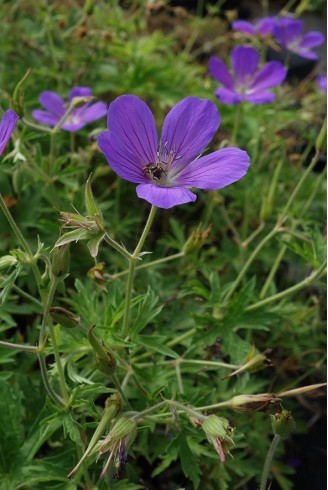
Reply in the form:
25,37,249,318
0,0,326,489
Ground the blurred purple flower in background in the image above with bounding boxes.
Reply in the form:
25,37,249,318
232,16,277,37
0,109,19,156
32,86,107,131
209,46,287,105
273,17,325,60
98,95,250,209
316,74,327,93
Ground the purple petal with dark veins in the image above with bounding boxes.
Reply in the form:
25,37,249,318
274,18,304,47
39,91,65,117
174,147,250,190
209,57,235,89
243,91,276,104
161,97,220,170
231,46,259,82
0,109,19,155
249,61,287,92
136,183,197,208
106,95,158,166
68,86,93,101
98,130,147,183
214,87,243,104
32,109,59,127
232,20,256,36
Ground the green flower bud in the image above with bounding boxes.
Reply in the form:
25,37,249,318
99,417,137,455
0,255,18,270
85,176,104,230
51,244,70,278
87,325,116,374
182,224,211,255
49,307,80,329
271,410,295,439
230,393,280,413
202,415,234,463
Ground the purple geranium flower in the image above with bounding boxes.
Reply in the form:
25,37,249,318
273,17,325,60
32,86,107,132
232,16,277,37
316,74,327,93
209,46,287,105
0,109,19,156
98,95,250,209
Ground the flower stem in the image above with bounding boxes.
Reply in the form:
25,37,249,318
231,103,242,146
260,434,281,490
0,340,38,353
38,352,65,406
122,205,157,337
103,231,132,260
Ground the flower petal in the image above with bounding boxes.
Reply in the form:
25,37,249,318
98,130,147,184
214,88,243,104
175,147,250,190
0,109,19,155
32,109,59,127
294,49,319,60
231,46,259,82
274,18,304,47
68,86,93,101
161,97,220,169
243,91,276,104
39,91,65,117
231,20,256,36
136,183,197,208
249,62,287,92
106,95,158,166
299,31,325,49
209,57,234,89
257,16,277,36
71,102,107,124
317,74,327,93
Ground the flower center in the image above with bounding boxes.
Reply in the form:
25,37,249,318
143,142,181,185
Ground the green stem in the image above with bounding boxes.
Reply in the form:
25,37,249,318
110,252,185,279
175,361,184,393
111,373,132,410
224,227,280,303
260,244,287,298
38,277,59,349
0,340,38,353
231,103,242,146
260,434,281,490
246,261,326,311
48,319,70,404
12,284,43,308
38,352,65,406
122,205,157,337
0,192,43,296
136,359,239,370
281,149,320,219
103,231,132,260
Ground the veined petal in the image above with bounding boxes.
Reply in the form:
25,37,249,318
98,130,147,184
209,57,234,89
249,62,287,92
214,88,243,104
136,183,197,208
106,94,158,166
294,49,319,60
231,20,256,36
39,91,65,117
175,147,250,190
299,31,325,49
68,86,93,101
0,109,19,155
243,91,276,104
231,46,259,82
32,109,59,127
274,18,303,47
73,102,107,123
161,97,220,169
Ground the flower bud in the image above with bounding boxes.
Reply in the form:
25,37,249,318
182,224,211,255
87,325,116,374
51,244,70,278
202,415,234,463
230,393,280,412
85,176,104,230
49,306,80,329
0,255,18,270
271,410,295,439
99,417,137,455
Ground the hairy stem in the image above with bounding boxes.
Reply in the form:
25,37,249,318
260,434,281,490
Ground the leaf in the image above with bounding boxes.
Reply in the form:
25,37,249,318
176,432,201,488
130,288,163,336
138,335,179,359
0,264,22,306
54,229,95,247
